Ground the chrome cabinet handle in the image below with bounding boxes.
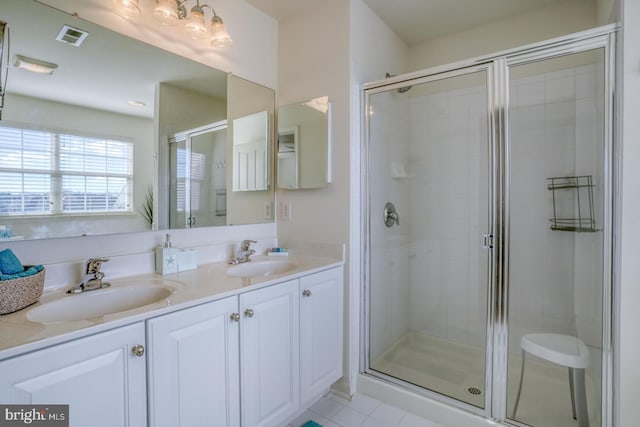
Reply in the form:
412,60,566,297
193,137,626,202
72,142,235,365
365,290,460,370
132,344,145,357
244,308,254,318
230,313,240,322
302,289,312,297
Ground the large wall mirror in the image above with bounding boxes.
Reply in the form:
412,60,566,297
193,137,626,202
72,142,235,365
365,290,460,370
277,96,330,190
0,0,275,240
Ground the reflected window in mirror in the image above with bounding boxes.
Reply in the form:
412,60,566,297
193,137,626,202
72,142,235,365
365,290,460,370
277,96,330,190
0,123,137,240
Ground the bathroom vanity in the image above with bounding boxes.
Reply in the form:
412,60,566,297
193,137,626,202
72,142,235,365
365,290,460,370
0,256,344,427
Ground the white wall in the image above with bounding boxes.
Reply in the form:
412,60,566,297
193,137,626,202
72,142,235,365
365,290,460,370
408,0,597,72
618,0,640,425
348,0,410,394
275,0,352,393
1,0,279,287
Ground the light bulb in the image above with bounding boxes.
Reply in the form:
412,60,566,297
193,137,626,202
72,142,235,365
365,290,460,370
112,0,142,18
185,6,208,39
153,0,180,26
210,15,232,48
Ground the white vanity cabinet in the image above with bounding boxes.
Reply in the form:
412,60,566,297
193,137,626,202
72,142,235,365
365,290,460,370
240,279,300,427
147,296,240,427
0,264,344,427
0,323,147,427
147,279,301,427
299,267,344,406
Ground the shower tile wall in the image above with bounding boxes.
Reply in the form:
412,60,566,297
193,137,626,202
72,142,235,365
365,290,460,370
507,60,604,426
509,63,604,355
407,86,488,347
401,63,603,358
369,91,412,361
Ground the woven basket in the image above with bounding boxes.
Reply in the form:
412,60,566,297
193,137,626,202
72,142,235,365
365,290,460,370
0,267,45,315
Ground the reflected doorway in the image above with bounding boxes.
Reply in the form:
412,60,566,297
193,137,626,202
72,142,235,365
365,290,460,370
169,121,227,229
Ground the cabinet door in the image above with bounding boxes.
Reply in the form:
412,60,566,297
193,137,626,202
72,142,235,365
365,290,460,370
240,280,300,427
147,297,240,427
0,323,146,427
299,267,344,406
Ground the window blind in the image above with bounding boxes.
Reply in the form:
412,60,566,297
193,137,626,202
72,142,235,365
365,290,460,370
0,125,134,216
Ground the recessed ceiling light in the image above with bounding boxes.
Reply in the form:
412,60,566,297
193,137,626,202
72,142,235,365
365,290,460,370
14,55,58,75
127,100,146,108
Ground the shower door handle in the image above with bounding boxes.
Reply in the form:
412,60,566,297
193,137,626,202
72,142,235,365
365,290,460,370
384,202,400,227
482,233,494,249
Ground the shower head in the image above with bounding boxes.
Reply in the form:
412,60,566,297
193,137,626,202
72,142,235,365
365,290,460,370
385,72,413,94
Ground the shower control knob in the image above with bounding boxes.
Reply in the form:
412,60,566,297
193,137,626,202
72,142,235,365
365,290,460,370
384,202,400,227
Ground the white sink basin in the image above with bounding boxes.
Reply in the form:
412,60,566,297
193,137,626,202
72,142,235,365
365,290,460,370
226,259,297,278
27,284,173,323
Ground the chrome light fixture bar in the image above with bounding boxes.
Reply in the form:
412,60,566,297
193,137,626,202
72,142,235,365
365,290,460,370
112,0,232,47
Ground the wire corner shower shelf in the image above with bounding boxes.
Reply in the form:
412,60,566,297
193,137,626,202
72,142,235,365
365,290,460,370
547,175,597,232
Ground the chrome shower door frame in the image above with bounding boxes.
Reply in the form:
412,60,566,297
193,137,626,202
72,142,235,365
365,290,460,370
495,31,617,427
361,25,618,427
361,62,497,418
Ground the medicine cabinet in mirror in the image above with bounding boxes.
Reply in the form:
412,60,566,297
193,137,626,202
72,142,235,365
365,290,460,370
232,111,269,192
277,96,330,190
0,0,275,240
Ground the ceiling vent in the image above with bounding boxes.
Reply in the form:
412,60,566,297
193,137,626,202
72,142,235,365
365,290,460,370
55,25,88,47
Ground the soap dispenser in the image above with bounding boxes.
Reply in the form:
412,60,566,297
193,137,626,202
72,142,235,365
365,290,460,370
155,233,178,275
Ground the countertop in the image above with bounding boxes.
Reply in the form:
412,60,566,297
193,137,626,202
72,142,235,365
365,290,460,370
0,254,343,361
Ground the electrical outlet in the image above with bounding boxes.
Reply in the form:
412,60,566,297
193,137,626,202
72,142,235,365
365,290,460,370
281,201,292,221
264,201,272,220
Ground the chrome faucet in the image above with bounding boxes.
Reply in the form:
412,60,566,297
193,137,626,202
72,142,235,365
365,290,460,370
67,258,111,294
230,240,256,264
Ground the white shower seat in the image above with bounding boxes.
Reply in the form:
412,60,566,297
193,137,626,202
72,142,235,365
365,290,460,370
512,333,590,427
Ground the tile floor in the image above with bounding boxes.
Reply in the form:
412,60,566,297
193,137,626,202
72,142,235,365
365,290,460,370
287,392,444,427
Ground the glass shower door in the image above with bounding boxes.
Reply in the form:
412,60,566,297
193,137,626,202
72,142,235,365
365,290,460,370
505,48,607,427
366,67,492,408
169,123,227,229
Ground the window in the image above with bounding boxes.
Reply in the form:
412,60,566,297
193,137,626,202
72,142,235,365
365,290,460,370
173,146,205,213
0,125,134,216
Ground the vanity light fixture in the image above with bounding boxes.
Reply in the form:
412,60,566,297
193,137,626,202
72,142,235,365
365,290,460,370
14,55,58,75
153,0,185,26
112,0,142,19
113,0,232,47
209,13,232,47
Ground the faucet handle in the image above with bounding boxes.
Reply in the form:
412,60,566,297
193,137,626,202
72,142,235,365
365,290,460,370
86,257,109,274
240,240,257,251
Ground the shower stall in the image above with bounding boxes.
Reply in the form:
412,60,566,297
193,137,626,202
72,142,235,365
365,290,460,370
362,28,615,427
